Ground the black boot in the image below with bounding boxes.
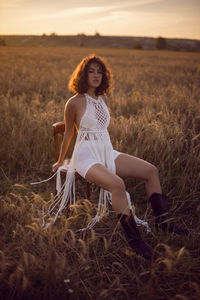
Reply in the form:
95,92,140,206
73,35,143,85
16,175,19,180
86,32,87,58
149,193,188,234
118,212,152,260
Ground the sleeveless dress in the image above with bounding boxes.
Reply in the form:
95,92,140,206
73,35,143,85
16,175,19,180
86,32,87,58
32,93,150,232
73,93,120,178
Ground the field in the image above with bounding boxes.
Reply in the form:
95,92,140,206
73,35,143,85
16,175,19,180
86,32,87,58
0,46,200,300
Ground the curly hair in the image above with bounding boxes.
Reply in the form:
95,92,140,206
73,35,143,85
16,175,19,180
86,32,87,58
68,54,113,95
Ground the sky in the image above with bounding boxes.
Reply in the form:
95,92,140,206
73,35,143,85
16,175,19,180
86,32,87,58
0,0,200,39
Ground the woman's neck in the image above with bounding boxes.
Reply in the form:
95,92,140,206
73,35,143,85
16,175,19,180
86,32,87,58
87,88,98,99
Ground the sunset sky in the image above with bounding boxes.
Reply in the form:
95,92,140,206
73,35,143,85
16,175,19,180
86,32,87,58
0,0,200,39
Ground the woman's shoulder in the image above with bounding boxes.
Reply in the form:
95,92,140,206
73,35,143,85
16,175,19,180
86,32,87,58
101,94,108,104
65,94,85,107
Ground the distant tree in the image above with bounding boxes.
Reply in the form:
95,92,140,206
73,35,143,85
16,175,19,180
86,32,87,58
95,31,101,37
49,32,58,41
155,36,167,50
77,33,86,37
50,32,57,37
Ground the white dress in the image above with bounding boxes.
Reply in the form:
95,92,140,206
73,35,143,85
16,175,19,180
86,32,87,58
32,93,150,232
73,93,121,178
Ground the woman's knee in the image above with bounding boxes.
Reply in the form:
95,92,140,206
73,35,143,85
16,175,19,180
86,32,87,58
109,176,126,194
146,164,159,180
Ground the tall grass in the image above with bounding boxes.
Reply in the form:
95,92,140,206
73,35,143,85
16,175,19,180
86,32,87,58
0,47,200,299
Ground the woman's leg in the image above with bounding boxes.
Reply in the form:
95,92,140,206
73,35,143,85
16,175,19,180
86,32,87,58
115,153,188,234
115,153,162,198
85,163,130,215
85,162,152,259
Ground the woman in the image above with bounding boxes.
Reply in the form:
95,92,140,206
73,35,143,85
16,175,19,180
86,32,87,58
52,54,187,260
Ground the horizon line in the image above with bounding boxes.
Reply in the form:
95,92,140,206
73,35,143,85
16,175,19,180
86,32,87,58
1,33,200,41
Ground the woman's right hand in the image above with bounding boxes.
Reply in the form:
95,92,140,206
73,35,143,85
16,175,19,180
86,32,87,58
52,161,63,173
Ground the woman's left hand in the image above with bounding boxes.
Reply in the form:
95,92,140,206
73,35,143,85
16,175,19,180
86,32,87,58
52,161,63,173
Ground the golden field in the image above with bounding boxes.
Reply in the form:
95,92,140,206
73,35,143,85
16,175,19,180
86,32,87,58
0,46,200,300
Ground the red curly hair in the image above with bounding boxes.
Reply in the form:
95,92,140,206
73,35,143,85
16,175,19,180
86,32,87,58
68,54,113,96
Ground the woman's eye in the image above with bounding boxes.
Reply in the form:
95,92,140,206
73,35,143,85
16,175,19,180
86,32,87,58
88,70,102,74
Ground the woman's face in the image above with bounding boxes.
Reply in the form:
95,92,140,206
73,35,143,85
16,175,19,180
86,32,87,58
87,63,103,89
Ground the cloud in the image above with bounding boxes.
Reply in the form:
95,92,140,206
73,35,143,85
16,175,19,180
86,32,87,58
22,6,107,21
19,0,164,22
90,10,134,24
0,0,164,10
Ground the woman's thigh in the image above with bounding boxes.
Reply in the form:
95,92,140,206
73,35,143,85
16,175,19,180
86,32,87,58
115,153,156,180
85,163,124,192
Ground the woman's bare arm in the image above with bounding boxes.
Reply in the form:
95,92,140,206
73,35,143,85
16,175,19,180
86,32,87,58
52,99,76,171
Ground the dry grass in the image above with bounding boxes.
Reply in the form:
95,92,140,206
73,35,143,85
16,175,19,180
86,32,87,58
0,46,200,299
